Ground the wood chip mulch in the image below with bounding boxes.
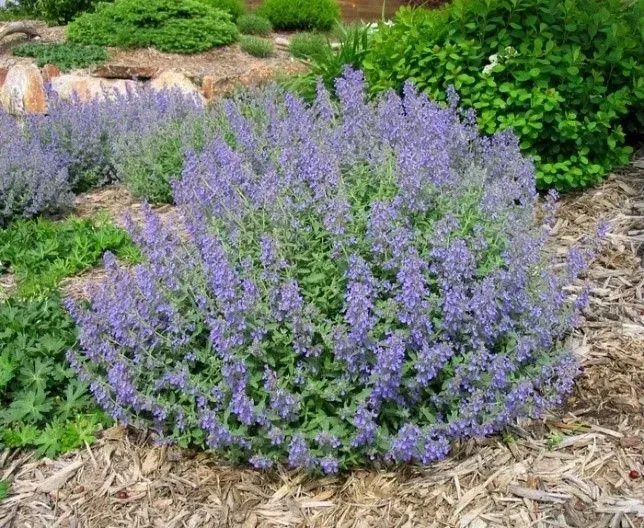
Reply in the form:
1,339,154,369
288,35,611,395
1,160,642,527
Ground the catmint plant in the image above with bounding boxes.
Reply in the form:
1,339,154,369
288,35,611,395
67,69,599,472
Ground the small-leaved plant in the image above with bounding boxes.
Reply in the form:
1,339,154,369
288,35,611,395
12,42,108,71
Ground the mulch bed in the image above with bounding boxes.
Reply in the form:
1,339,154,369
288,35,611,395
0,160,642,527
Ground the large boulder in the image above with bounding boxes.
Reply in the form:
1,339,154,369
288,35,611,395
0,64,47,114
149,70,203,101
41,64,61,82
50,75,138,102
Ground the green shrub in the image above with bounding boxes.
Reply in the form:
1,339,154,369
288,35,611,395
0,296,109,457
36,0,109,25
240,35,274,57
237,13,273,35
257,0,340,30
363,0,643,190
67,0,239,53
0,214,139,298
199,0,244,20
288,32,327,60
12,42,107,71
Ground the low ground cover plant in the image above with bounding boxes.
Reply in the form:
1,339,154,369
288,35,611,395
0,214,139,298
0,296,108,457
67,70,598,472
257,0,340,31
67,0,238,53
362,0,643,190
12,42,108,71
240,35,274,58
237,14,272,36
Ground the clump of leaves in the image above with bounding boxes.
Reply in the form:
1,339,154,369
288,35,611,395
0,214,139,298
240,35,274,58
0,296,110,456
66,0,239,53
237,13,272,36
12,42,108,71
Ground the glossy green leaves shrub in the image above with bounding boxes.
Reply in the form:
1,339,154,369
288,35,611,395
67,0,238,53
364,0,643,190
237,14,273,36
257,0,340,31
12,42,107,71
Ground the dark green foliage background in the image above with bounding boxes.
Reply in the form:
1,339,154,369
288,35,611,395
67,0,239,53
257,0,340,31
362,0,643,190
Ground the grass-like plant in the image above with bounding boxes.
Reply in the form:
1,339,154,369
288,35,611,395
67,0,238,53
0,295,110,457
66,70,599,472
12,42,108,71
288,32,327,60
240,35,274,58
237,13,273,36
256,0,340,31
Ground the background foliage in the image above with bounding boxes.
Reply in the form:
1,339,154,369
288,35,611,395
237,13,273,36
256,0,340,31
362,0,643,190
67,0,239,53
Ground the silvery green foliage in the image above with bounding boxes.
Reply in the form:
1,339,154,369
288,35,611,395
67,69,601,472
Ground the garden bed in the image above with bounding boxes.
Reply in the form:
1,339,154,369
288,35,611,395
0,20,302,80
1,160,641,527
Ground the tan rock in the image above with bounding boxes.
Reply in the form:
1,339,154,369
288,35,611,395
42,64,61,82
0,64,47,114
0,67,7,91
91,64,158,80
149,70,203,100
50,75,138,102
201,74,240,100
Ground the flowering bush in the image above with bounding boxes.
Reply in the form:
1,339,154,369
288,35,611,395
67,70,597,471
0,112,72,226
0,89,205,224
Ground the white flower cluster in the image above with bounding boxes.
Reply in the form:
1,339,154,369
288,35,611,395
482,46,519,76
